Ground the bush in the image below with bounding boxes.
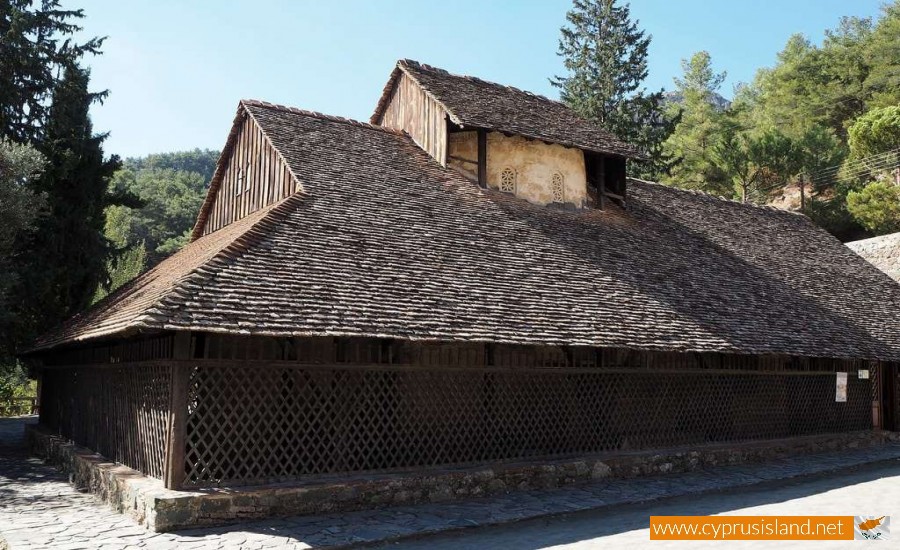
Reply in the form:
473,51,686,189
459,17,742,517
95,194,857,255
0,364,37,417
846,181,900,235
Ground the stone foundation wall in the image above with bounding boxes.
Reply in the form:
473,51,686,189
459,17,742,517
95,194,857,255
26,425,190,530
26,423,897,532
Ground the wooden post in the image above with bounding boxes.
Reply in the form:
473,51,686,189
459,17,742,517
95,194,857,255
880,363,896,432
477,129,487,188
164,331,191,489
598,155,606,210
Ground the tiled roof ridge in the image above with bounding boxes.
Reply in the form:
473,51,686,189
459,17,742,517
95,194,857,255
846,232,900,248
241,99,403,135
628,178,807,217
398,59,562,107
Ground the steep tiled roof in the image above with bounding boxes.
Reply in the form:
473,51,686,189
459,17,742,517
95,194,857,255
31,102,900,360
847,232,900,282
372,59,642,159
30,196,300,351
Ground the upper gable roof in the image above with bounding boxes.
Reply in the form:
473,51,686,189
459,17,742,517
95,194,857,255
848,232,900,282
29,101,900,360
372,59,642,159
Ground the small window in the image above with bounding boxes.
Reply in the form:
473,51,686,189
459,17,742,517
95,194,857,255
551,173,564,203
236,161,252,195
499,167,516,193
235,168,244,195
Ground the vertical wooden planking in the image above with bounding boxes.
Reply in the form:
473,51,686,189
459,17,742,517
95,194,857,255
379,73,448,166
200,113,298,237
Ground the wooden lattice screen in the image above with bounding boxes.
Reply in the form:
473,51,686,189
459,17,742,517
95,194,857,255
39,363,172,480
182,362,873,487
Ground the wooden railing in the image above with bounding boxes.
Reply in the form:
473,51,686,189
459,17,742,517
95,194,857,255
0,396,38,417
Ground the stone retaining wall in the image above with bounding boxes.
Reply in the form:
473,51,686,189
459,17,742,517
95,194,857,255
26,424,898,532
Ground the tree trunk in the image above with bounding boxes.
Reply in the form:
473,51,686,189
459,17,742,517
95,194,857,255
799,175,806,211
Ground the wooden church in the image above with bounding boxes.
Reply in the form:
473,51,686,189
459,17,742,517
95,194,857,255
27,60,900,491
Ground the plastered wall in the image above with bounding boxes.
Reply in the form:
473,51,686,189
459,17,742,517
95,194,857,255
448,131,587,207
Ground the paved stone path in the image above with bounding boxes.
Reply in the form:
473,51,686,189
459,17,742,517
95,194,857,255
382,458,900,549
2,416,900,549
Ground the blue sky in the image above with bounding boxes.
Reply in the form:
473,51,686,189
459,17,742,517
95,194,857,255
72,0,887,159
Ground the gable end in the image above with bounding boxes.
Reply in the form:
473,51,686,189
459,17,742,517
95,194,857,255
373,68,449,166
191,101,302,239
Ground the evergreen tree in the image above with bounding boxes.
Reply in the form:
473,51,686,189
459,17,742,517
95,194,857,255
552,0,675,180
0,0,103,143
10,65,120,348
847,105,900,162
0,140,44,363
865,2,900,108
847,182,900,235
94,149,218,300
662,51,730,194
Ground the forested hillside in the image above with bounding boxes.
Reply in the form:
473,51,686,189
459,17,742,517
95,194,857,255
95,149,218,300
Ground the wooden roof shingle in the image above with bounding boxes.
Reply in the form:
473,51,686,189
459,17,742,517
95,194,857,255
30,102,900,360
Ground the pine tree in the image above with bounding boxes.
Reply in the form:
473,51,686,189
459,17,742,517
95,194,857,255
552,0,675,180
663,51,730,195
0,0,104,143
10,65,120,348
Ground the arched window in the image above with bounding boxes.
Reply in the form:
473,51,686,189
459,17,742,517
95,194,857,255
551,172,565,203
499,167,516,193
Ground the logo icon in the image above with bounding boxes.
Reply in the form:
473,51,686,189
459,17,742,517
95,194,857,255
855,515,890,540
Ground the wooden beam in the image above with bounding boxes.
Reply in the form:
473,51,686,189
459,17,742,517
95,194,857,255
597,155,605,210
164,331,191,489
448,154,478,165
477,129,487,188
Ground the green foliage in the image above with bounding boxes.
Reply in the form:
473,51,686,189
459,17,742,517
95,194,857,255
711,119,767,203
804,196,868,243
92,206,146,303
847,181,900,234
680,2,900,239
796,125,846,191
663,51,730,194
124,149,218,180
552,0,676,180
864,2,900,108
8,65,120,354
848,105,900,161
0,364,37,417
0,140,45,364
0,0,104,143
740,3,899,141
95,149,217,298
107,165,209,265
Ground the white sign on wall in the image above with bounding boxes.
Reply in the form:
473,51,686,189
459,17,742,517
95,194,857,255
836,372,848,403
